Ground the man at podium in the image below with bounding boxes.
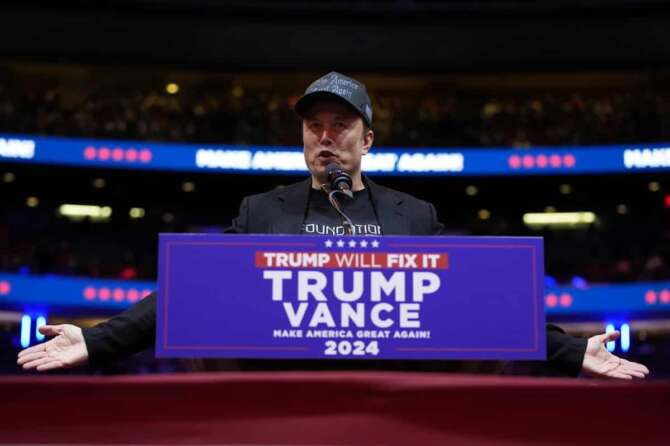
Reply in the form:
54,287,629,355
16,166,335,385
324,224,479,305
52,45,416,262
18,72,649,380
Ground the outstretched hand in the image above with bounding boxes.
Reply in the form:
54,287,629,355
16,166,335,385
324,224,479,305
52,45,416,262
581,330,649,379
17,324,89,371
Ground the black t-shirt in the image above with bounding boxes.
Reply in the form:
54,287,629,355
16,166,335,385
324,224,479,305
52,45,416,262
301,187,382,236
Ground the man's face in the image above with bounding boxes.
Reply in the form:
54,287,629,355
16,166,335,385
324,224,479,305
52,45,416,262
302,99,373,183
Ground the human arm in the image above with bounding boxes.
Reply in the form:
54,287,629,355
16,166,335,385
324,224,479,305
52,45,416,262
17,292,157,370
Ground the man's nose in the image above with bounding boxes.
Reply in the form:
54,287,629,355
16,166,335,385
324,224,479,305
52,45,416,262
319,127,335,146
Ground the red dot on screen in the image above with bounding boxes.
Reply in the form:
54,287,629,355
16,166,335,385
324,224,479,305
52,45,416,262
98,147,111,160
559,293,573,307
98,288,111,301
141,289,152,299
563,153,576,168
112,147,124,161
536,154,548,168
125,148,138,162
644,290,657,305
660,289,670,304
549,154,562,167
127,289,140,303
546,294,558,308
83,287,96,300
0,281,10,295
139,149,153,163
84,146,97,160
508,155,521,169
522,154,535,168
113,288,125,302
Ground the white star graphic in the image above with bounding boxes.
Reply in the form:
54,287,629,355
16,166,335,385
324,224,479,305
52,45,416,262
371,240,380,248
359,240,368,248
324,239,333,248
336,240,345,248
348,240,357,248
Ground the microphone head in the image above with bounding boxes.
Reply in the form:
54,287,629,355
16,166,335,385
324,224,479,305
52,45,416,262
326,163,353,197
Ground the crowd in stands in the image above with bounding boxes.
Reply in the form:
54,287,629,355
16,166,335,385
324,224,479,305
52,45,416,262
1,70,669,148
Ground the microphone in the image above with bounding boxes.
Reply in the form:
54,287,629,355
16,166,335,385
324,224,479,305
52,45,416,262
326,163,354,199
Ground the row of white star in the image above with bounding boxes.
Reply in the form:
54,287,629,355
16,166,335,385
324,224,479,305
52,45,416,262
324,239,380,248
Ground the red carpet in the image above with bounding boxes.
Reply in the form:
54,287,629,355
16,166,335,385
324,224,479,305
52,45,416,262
1,372,668,445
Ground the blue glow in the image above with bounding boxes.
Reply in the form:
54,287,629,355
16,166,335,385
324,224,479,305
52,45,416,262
544,275,557,288
35,316,46,341
620,323,630,352
571,276,588,289
20,314,31,348
605,323,616,352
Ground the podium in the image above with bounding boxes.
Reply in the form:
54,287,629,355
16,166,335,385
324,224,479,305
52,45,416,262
157,234,546,361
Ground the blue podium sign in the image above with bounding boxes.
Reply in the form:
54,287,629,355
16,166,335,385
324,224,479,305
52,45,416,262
156,234,545,360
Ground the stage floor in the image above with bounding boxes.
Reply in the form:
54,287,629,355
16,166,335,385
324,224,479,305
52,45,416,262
1,372,668,445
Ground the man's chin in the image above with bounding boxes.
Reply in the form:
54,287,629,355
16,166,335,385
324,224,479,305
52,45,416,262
308,166,328,186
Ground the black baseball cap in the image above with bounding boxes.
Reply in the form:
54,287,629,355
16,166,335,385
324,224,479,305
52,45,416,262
294,71,373,127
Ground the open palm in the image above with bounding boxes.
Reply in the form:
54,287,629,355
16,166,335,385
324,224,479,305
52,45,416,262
17,324,89,371
582,330,649,379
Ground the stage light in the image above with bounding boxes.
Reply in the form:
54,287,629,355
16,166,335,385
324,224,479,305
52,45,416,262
26,196,39,207
92,178,106,189
478,209,490,220
58,204,112,222
559,184,572,194
35,316,46,341
523,212,595,228
648,181,660,192
20,315,31,348
129,207,145,219
664,195,670,208
465,185,478,196
165,83,179,94
2,172,14,183
621,323,630,352
605,323,616,352
182,181,195,192
616,204,628,215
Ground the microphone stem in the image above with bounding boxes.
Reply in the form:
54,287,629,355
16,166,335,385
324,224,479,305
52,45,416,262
327,190,355,235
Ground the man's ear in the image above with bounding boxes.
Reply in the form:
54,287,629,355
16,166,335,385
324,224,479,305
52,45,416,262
362,128,374,155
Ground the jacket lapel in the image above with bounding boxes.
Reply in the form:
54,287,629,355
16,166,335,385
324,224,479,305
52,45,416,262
272,177,312,234
270,176,408,235
365,177,409,235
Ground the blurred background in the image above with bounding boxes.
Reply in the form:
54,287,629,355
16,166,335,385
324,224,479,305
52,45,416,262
0,0,669,376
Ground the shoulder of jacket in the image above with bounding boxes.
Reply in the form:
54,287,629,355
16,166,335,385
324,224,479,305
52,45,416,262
243,180,307,204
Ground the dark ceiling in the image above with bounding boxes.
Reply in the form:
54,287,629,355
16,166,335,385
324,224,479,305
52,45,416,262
1,1,669,73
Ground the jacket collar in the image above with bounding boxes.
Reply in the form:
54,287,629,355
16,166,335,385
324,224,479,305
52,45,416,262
273,175,408,235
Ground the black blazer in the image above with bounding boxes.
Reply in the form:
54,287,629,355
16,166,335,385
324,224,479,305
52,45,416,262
83,177,586,376
229,177,444,235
